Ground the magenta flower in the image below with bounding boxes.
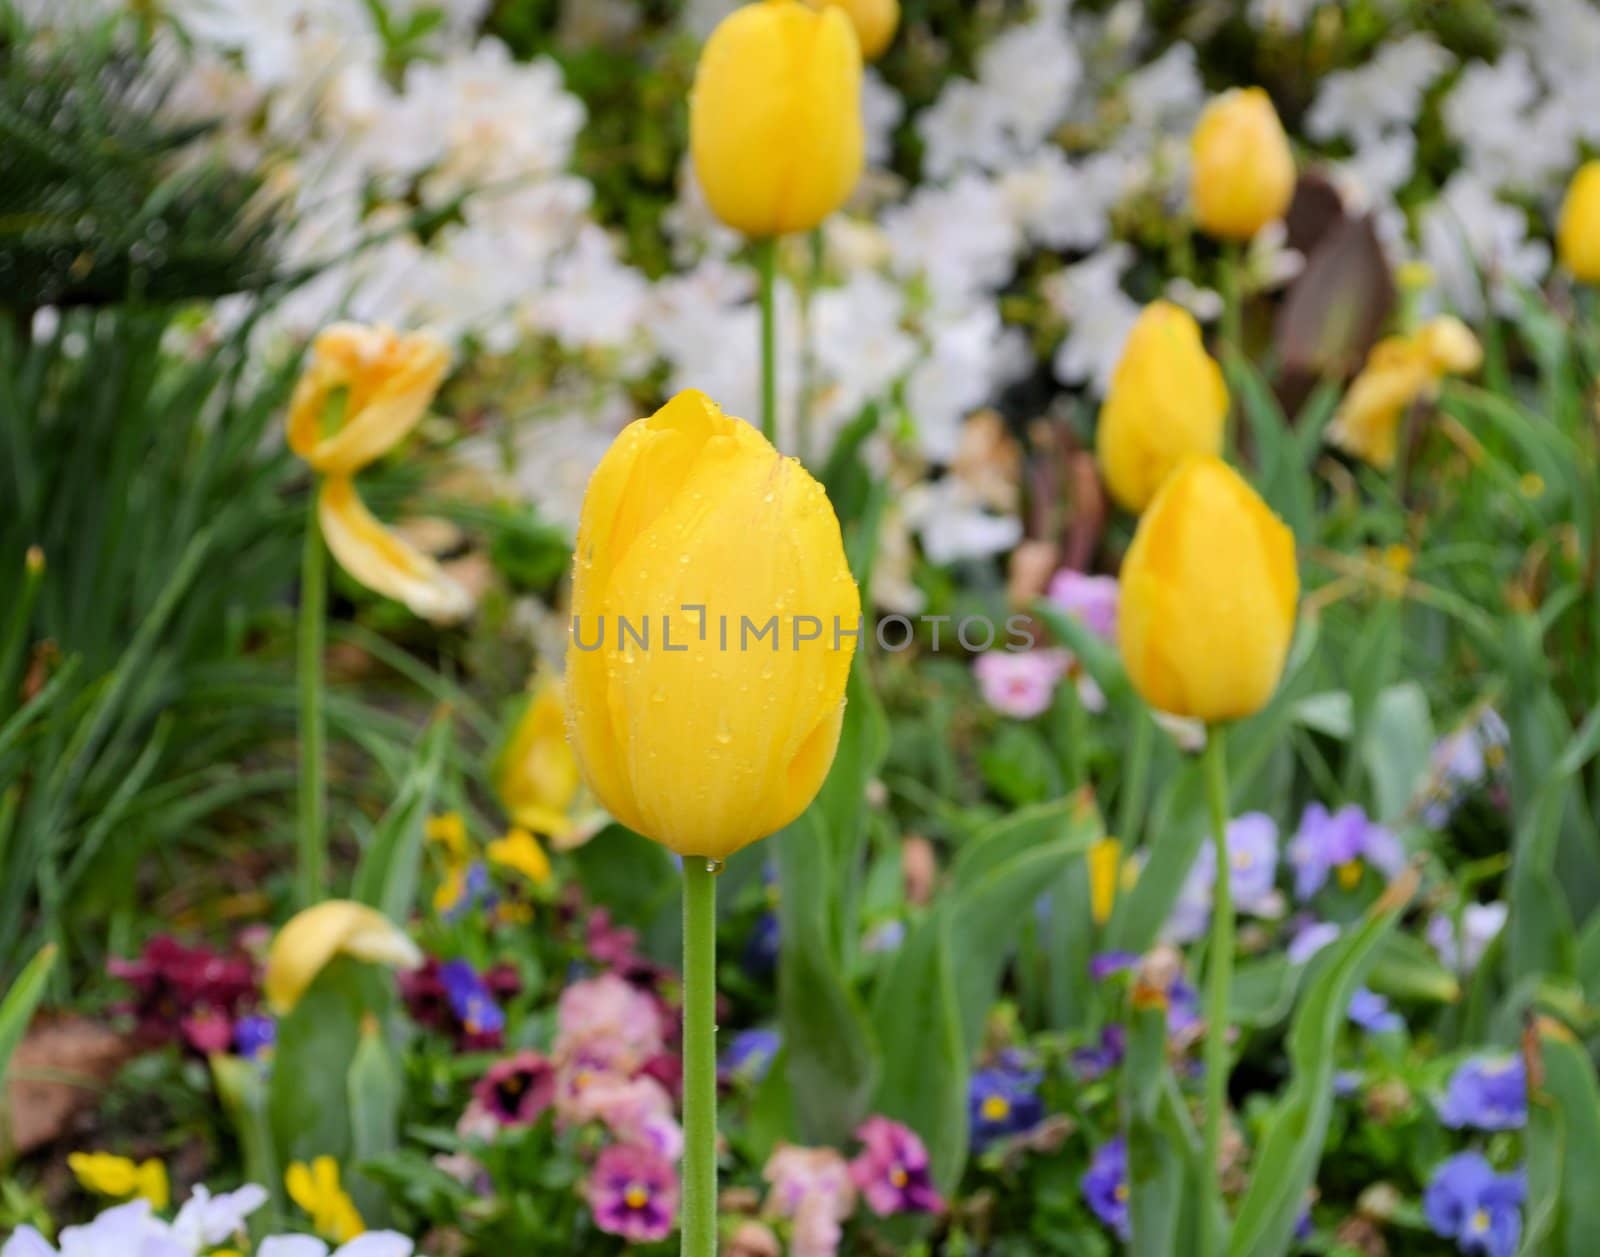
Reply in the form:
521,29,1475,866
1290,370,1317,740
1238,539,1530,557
473,1051,557,1127
108,935,258,1055
973,649,1070,719
587,1143,679,1243
556,973,666,1075
848,1117,943,1216
1047,570,1119,641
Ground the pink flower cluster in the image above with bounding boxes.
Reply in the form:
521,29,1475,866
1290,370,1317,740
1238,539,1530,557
760,1118,942,1256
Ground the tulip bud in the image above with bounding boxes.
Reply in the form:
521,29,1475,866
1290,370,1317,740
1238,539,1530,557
807,0,898,60
565,389,860,859
1118,457,1298,724
1558,161,1600,283
1190,88,1296,241
1095,301,1228,513
690,1,866,238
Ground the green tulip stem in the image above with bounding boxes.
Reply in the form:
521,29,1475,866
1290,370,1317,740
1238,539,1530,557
682,857,719,1257
1220,241,1243,462
1201,725,1234,1250
757,236,779,445
796,227,824,465
296,489,328,908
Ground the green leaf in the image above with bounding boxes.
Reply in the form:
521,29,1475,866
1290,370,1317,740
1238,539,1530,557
1228,868,1418,1257
1529,1021,1600,1255
347,1019,404,1227
350,711,452,921
212,1053,282,1219
1360,682,1435,825
0,944,56,1097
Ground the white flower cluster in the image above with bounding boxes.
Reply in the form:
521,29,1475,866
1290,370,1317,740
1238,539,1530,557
0,1190,413,1257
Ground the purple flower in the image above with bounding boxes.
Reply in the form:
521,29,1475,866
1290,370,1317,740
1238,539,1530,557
721,1029,780,1084
587,1142,679,1243
1165,812,1282,942
439,960,506,1040
1423,1152,1523,1257
1288,920,1340,965
233,1014,276,1061
474,1051,556,1127
1428,903,1508,976
1072,1025,1126,1080
969,1058,1045,1149
1289,803,1406,900
1438,1056,1526,1131
849,1116,943,1216
743,912,781,978
1081,1136,1130,1240
1348,988,1403,1033
439,862,494,922
1167,979,1202,1037
1090,951,1140,982
1046,570,1119,641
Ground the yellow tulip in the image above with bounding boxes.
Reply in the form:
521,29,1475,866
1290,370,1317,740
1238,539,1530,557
807,0,897,59
493,673,605,849
1558,160,1600,282
264,900,422,1014
690,1,865,238
1096,301,1229,513
1326,316,1482,469
1118,456,1298,724
287,322,470,623
565,389,860,859
68,1153,169,1209
286,1156,365,1243
1190,87,1296,241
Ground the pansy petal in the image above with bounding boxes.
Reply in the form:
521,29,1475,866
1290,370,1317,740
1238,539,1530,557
318,477,473,624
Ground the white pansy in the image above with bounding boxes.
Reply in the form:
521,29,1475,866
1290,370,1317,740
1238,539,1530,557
904,306,1008,463
812,272,920,438
1442,51,1572,194
977,15,1082,152
999,148,1113,252
902,478,1023,566
917,79,1014,179
171,1184,269,1249
1418,173,1550,320
883,175,1021,309
531,225,651,354
1045,245,1141,395
862,69,906,168
1307,35,1452,144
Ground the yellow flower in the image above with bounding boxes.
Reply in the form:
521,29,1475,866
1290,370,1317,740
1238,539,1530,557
1087,837,1122,925
264,900,422,1014
1118,456,1299,724
425,811,470,863
487,827,553,886
286,322,470,623
286,1156,365,1244
1558,160,1600,282
68,1153,169,1210
565,389,860,859
1327,316,1482,469
806,0,897,59
494,674,606,850
690,1,865,238
1096,301,1228,513
1189,87,1296,241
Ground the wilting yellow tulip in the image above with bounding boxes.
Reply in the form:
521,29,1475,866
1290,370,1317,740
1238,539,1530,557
287,323,470,623
1327,316,1482,469
1558,161,1600,283
807,0,897,59
690,1,865,238
1118,457,1298,724
69,1153,170,1209
493,673,604,850
264,900,422,1014
1096,301,1228,513
1190,88,1296,241
566,389,860,859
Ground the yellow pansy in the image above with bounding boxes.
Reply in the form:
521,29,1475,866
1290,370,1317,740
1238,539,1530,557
68,1153,169,1210
287,322,470,624
426,811,470,863
487,827,553,887
286,1156,365,1243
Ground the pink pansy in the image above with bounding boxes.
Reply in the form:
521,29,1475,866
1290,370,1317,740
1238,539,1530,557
555,973,665,1074
586,1143,679,1243
1047,570,1119,641
762,1145,857,1231
848,1116,943,1217
973,649,1071,719
568,1074,684,1161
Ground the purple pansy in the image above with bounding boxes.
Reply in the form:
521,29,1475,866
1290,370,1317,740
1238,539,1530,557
1072,1024,1127,1080
439,960,506,1040
233,1014,276,1061
1090,951,1140,982
1165,812,1282,942
721,1028,781,1085
587,1142,679,1243
849,1116,943,1216
1423,1152,1524,1257
1348,987,1403,1033
1438,1056,1526,1131
1081,1135,1130,1240
1288,803,1406,901
474,1051,556,1127
968,1055,1045,1149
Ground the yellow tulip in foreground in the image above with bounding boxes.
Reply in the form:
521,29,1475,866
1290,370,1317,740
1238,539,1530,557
264,899,422,1014
690,0,865,238
1096,300,1229,513
1327,316,1482,469
1190,88,1296,241
287,323,470,623
807,0,898,60
1118,456,1298,724
565,389,860,859
1558,160,1600,283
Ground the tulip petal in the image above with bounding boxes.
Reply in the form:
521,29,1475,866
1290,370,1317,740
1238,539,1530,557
265,900,422,1014
286,324,450,476
319,477,473,624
